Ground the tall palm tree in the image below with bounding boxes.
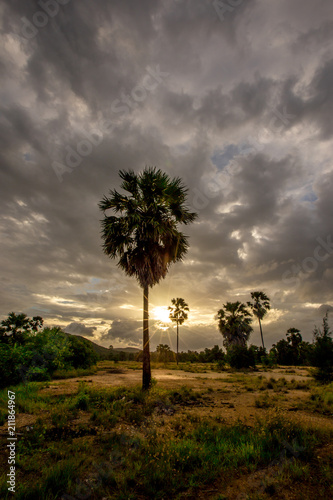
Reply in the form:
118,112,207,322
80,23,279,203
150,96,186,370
168,297,189,364
247,291,270,350
216,301,253,349
99,167,197,389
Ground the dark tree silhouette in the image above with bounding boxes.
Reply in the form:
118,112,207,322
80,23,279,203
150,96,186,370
99,167,197,389
0,312,43,345
168,297,189,364
216,301,253,348
247,291,270,349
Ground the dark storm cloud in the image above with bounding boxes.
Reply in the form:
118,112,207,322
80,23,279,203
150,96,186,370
65,322,96,337
277,58,333,140
318,305,333,315
100,319,143,347
3,0,159,104
0,0,332,349
294,20,333,53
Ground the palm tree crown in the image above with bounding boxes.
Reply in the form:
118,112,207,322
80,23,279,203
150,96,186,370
168,297,189,325
247,291,270,321
169,297,189,364
99,167,197,288
217,301,253,348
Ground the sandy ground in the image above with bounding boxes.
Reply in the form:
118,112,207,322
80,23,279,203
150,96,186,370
41,366,312,394
4,365,331,433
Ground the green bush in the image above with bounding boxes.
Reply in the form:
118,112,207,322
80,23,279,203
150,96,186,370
0,317,97,389
75,393,90,411
25,366,51,382
270,328,312,366
227,345,256,369
311,337,333,382
0,343,30,389
217,358,226,371
65,335,98,369
310,314,333,383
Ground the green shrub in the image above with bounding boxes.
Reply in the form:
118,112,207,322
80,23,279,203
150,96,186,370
14,460,77,500
310,315,333,383
270,328,312,366
0,343,29,389
306,383,333,415
51,411,69,428
217,358,226,371
254,394,274,408
72,393,90,411
311,337,333,383
227,345,256,369
0,322,97,389
52,367,97,379
65,335,98,369
26,366,51,382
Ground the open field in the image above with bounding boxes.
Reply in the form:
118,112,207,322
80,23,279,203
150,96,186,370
0,362,332,499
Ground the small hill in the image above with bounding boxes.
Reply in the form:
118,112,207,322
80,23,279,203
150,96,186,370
65,333,140,359
113,347,140,353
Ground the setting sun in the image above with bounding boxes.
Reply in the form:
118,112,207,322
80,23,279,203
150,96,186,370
152,306,172,323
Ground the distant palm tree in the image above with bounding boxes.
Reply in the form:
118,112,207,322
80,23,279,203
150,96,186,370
168,298,189,364
247,291,270,350
99,167,197,389
217,301,253,348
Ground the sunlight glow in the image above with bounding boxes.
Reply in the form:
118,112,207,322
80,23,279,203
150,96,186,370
304,302,322,309
152,306,172,323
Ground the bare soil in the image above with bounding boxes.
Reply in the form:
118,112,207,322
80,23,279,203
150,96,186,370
35,365,332,432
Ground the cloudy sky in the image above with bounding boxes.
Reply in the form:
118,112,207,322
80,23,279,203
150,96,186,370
1,0,333,351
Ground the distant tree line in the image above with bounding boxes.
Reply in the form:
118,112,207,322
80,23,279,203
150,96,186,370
108,348,138,362
215,291,333,381
127,315,333,382
1,307,332,389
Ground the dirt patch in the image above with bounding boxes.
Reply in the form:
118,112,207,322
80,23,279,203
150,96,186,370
35,367,332,430
4,366,332,435
40,366,311,394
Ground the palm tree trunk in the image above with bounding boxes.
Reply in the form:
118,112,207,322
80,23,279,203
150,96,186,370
176,322,179,365
258,317,265,350
142,285,151,390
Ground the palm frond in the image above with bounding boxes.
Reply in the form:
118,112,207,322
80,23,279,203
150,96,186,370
99,167,197,288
